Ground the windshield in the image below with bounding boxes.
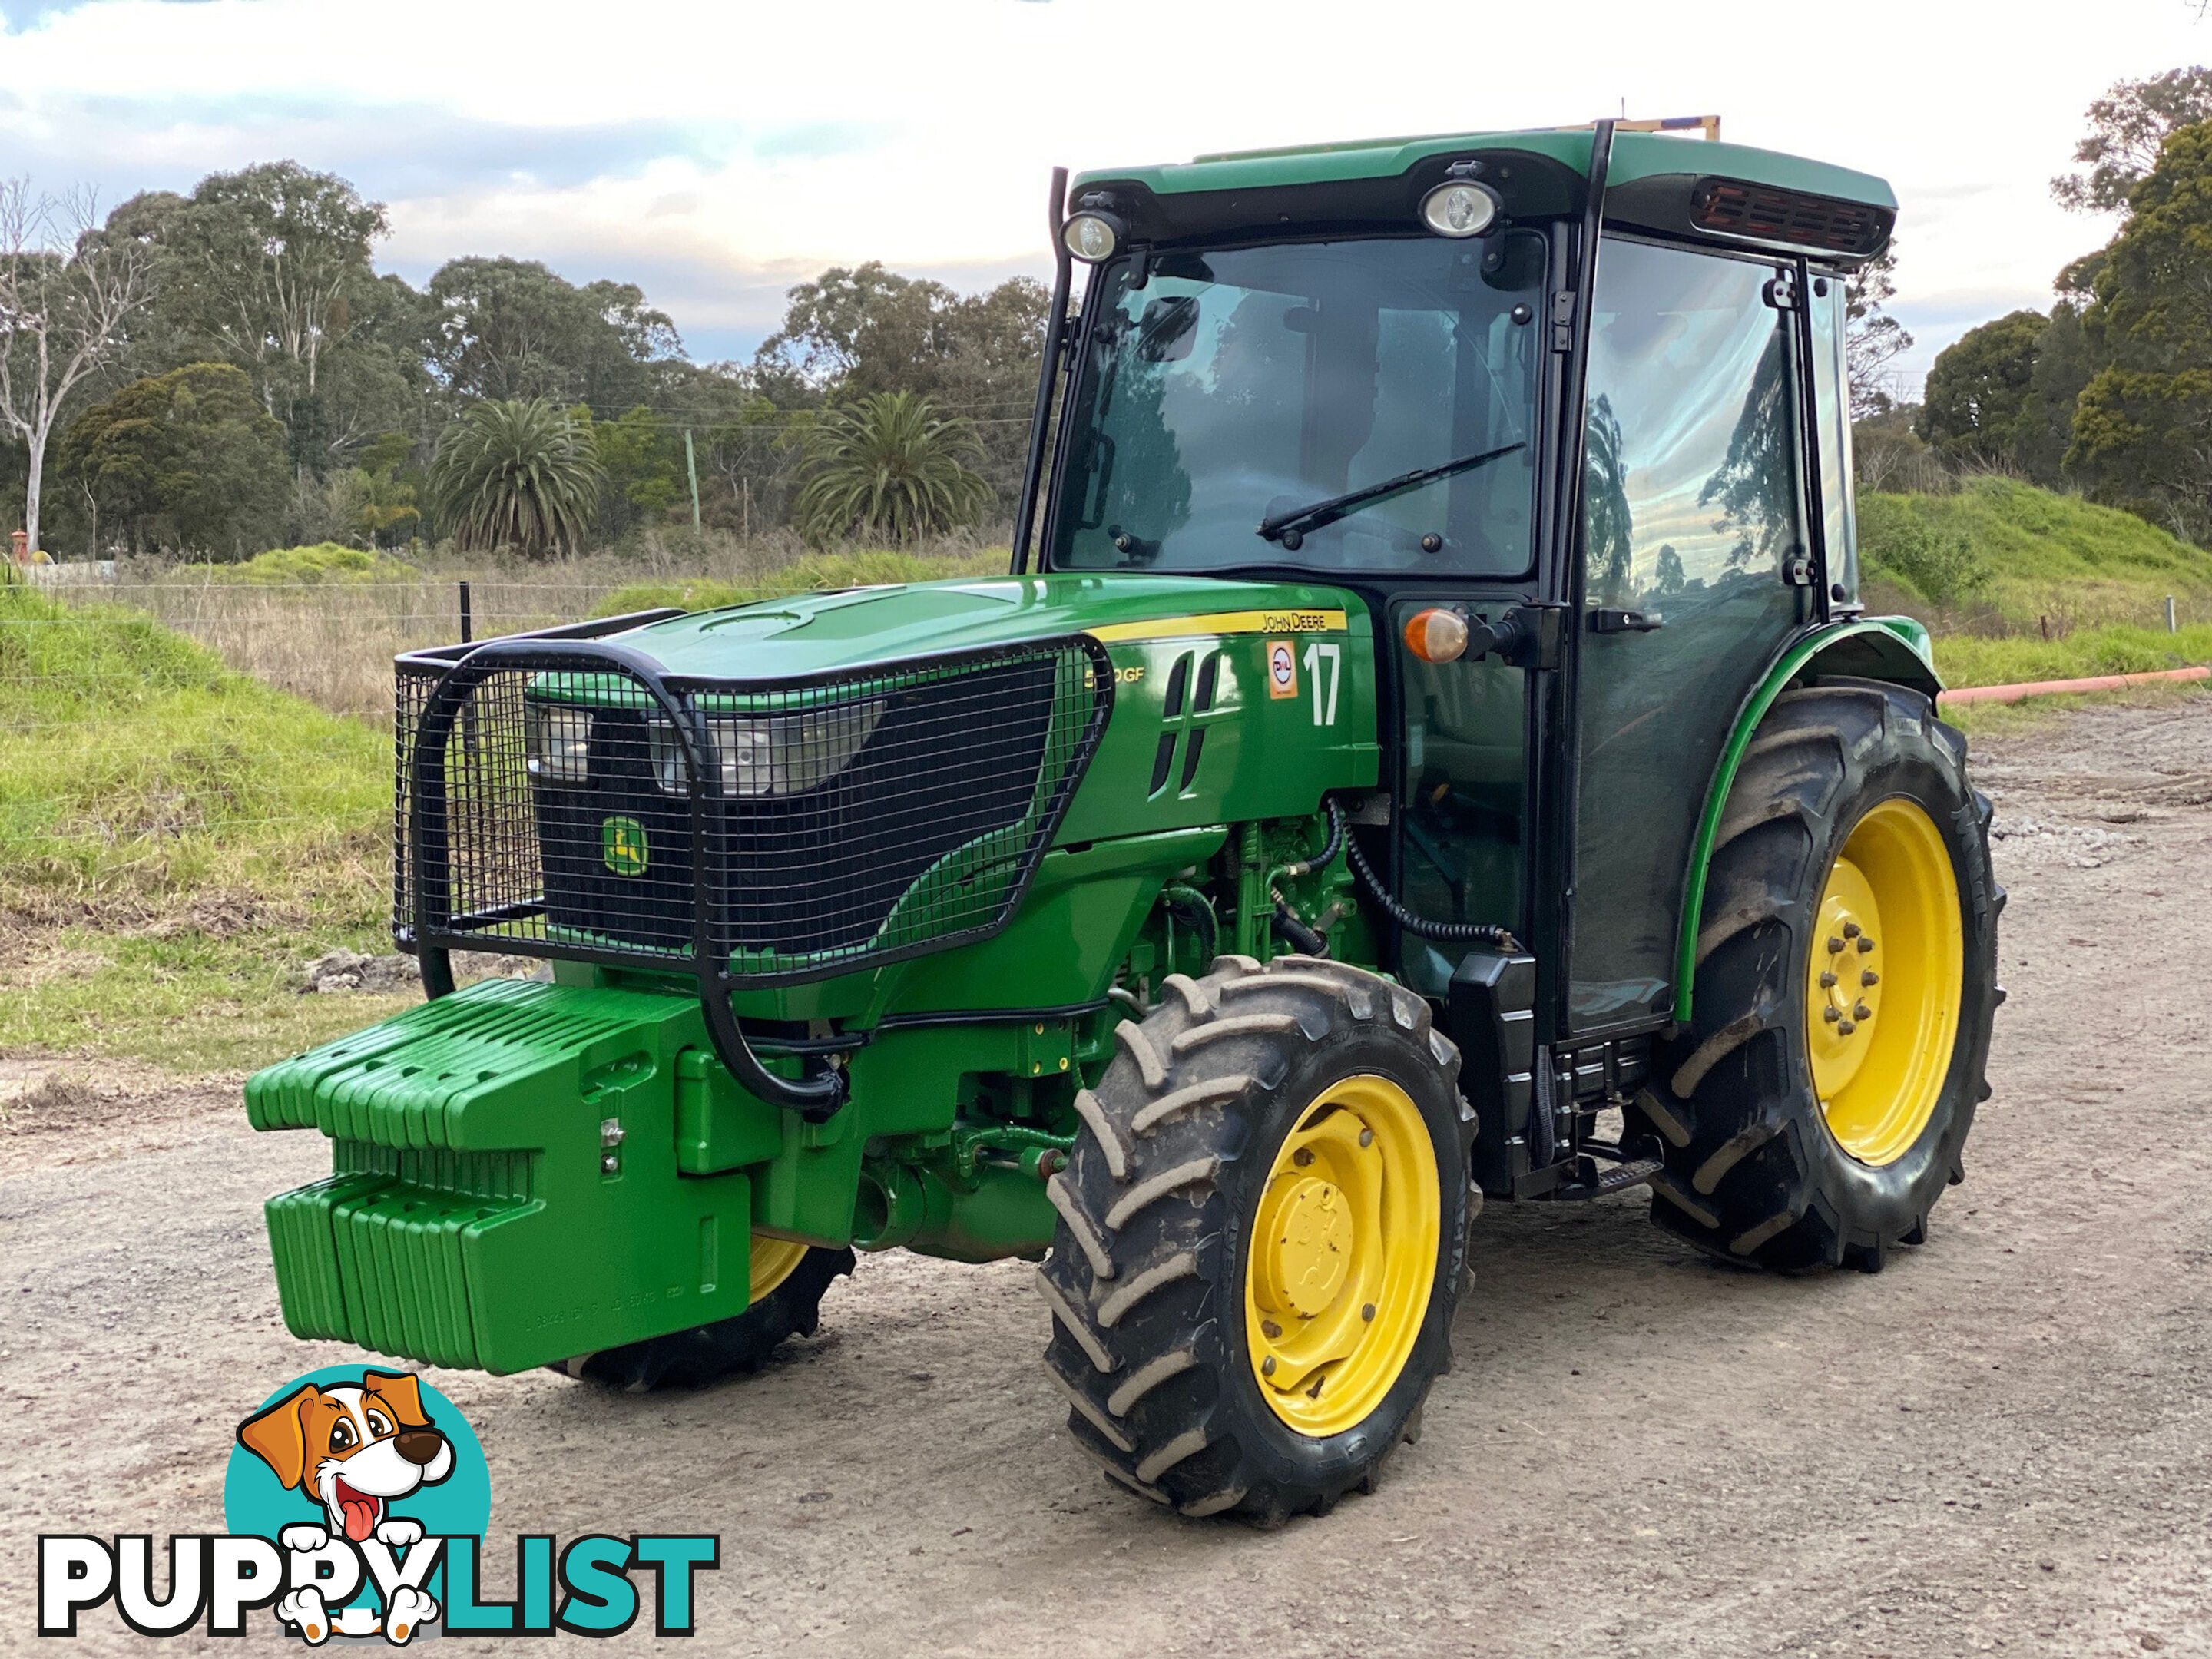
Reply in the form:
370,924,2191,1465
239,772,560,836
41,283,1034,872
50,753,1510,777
1048,230,1545,577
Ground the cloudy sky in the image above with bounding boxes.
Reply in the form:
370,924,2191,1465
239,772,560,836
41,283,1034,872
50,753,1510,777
0,0,2203,392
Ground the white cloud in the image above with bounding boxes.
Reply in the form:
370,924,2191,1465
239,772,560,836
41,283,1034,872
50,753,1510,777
0,0,2201,374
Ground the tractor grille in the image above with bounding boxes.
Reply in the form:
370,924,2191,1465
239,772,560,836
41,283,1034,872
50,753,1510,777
395,636,1113,985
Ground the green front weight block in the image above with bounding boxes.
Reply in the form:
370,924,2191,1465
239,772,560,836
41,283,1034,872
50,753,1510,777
250,976,779,1374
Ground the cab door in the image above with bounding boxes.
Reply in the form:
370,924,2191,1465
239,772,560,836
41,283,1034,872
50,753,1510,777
1566,237,1814,1031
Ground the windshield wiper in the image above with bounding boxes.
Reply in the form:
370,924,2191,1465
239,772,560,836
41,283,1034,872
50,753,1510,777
1257,441,1527,547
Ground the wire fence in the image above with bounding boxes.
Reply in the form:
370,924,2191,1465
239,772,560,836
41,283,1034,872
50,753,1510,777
4,556,2207,890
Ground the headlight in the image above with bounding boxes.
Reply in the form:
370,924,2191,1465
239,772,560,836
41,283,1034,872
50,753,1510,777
1061,210,1122,263
525,705,593,783
1419,180,1502,239
649,703,883,797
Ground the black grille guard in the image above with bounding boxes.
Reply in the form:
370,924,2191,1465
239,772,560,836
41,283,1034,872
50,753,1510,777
400,624,1114,1119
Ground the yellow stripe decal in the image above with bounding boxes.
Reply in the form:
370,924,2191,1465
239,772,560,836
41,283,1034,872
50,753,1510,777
1088,608,1348,644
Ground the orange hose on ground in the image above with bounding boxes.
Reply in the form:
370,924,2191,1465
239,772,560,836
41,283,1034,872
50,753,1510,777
1938,665,2210,706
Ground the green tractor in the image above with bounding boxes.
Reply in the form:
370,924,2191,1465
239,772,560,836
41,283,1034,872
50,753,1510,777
249,120,2001,1525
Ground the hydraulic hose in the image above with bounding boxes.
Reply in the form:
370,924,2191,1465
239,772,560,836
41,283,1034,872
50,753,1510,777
1333,796,1523,951
1264,800,1349,958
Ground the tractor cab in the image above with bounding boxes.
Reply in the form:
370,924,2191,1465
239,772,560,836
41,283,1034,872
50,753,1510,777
1018,123,1939,1189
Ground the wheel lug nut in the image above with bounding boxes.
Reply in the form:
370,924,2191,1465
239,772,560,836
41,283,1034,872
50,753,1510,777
1854,1002,1872,1021
1842,921,1861,939
1362,1303,1376,1322
1823,1007,1841,1023
1262,1356,1277,1376
1858,937,1875,953
1358,1128,1374,1147
1861,970,1879,986
1826,937,1846,955
1293,1147,1313,1167
1262,1319,1282,1339
1837,1019,1856,1036
1819,971,1838,988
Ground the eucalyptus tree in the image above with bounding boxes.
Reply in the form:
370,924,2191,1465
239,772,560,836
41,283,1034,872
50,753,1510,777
0,180,149,558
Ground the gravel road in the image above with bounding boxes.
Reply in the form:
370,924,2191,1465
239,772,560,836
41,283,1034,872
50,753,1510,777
5,694,2208,1657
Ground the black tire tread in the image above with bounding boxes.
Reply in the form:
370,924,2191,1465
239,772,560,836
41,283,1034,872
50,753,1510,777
1041,953,1472,1523
559,1247,854,1391
1636,680,2000,1274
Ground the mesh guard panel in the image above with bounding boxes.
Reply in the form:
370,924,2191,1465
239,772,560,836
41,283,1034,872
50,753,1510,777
396,635,1114,987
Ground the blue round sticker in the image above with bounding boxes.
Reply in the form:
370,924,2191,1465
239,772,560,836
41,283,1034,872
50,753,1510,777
224,1366,490,1641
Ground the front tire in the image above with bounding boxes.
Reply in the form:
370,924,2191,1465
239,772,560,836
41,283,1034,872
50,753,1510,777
1634,679,2001,1272
1041,955,1473,1523
557,1239,853,1391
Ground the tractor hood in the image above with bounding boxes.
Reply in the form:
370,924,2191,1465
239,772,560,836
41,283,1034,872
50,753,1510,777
613,573,1369,679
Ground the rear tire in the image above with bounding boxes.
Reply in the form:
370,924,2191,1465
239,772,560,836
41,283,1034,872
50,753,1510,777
557,1244,853,1391
1634,679,2001,1272
1041,954,1473,1523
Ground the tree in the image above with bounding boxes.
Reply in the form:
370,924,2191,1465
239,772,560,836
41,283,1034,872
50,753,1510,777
94,168,424,475
1581,396,1633,606
757,263,1048,498
1846,247,1914,419
426,257,680,409
1918,310,2048,469
0,180,149,558
1700,328,1801,571
1851,400,1942,493
792,392,991,545
2053,67,2212,215
2069,120,2212,541
57,361,286,553
429,397,604,557
585,404,685,527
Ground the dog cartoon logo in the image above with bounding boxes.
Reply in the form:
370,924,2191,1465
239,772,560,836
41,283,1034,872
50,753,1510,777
227,1366,490,1646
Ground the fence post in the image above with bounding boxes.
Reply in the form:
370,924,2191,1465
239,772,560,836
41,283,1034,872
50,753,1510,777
459,580,473,644
685,430,703,532
2167,595,2179,634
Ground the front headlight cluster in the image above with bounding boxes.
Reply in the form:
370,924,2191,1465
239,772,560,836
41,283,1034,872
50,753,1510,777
525,700,884,797
525,705,594,783
648,702,884,799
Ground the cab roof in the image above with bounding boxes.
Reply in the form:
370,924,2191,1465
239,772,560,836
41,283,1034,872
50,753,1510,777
1071,126,1896,263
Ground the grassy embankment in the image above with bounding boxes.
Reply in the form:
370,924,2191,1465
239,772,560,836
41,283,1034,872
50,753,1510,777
1860,478,2212,730
0,578,399,1068
1,548,1007,1071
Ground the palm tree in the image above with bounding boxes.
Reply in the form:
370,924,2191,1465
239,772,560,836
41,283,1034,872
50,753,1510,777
429,399,604,558
793,392,992,546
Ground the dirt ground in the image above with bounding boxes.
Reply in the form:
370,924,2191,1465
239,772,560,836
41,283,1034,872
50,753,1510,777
5,694,2208,1657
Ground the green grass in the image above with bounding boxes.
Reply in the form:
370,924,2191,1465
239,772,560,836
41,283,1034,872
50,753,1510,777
0,578,401,1068
1932,622,2212,688
595,548,1008,618
180,541,422,584
1860,478,2212,629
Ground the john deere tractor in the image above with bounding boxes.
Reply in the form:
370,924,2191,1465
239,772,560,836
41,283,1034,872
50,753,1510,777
250,120,2001,1524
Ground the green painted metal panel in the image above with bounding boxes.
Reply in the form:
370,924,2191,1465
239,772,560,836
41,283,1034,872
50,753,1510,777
1073,127,1892,212
611,572,1365,680
1671,619,1942,1022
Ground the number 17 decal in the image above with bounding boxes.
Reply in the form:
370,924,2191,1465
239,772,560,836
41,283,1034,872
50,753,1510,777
1303,641,1340,727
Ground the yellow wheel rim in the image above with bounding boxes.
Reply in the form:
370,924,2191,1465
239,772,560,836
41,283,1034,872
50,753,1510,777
750,1234,810,1302
1806,797,1964,1166
1243,1075,1439,1438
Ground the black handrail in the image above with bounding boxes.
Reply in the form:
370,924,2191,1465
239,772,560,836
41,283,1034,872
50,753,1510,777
409,637,849,1120
1010,167,1072,575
